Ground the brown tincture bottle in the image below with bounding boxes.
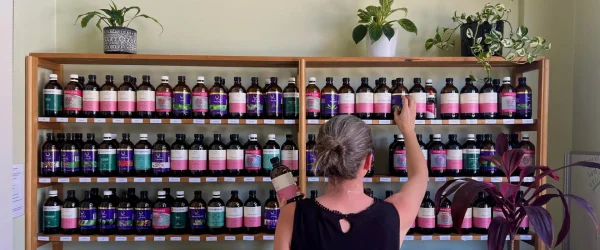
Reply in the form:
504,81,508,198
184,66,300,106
61,133,80,177
192,76,209,118
263,190,280,234
61,190,80,234
320,77,339,119
418,191,435,235
283,77,300,119
152,191,170,235
209,76,228,118
42,190,62,234
246,77,264,119
43,74,63,117
137,75,155,118
171,191,189,234
436,194,453,234
172,76,192,118
155,76,173,118
409,78,426,119
518,133,536,177
118,133,135,176
305,77,321,119
306,134,317,176
516,77,533,119
229,76,247,119
374,77,392,120
64,74,83,117
389,134,407,177
243,190,262,234
338,77,355,116
189,191,207,235
445,134,462,177
270,157,303,203
118,75,137,118
427,134,446,177
391,77,408,115
460,78,479,119
265,77,283,119
82,75,99,117
479,78,498,119
225,190,243,234
498,77,516,118
424,79,437,119
440,78,459,119
99,75,118,118
356,77,374,119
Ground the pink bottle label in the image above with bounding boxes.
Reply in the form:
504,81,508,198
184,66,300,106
441,103,459,114
226,207,243,228
118,102,135,112
209,150,226,170
430,149,447,171
227,150,244,170
156,91,172,112
189,160,206,170
281,150,299,171
83,90,99,112
339,103,353,113
100,101,117,111
339,93,354,114
480,103,496,113
426,103,436,118
446,149,462,170
460,103,478,113
171,150,188,170
189,149,207,170
137,91,155,112
229,103,245,113
61,218,77,229
416,103,426,113
356,103,373,113
244,216,261,227
277,184,298,200
171,160,187,170
437,208,453,228
137,101,155,111
418,217,435,229
501,92,517,112
474,217,491,228
83,101,99,112
306,92,321,113
64,90,82,111
209,160,226,170
243,207,262,227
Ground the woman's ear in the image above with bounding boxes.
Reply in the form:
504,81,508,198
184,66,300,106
363,152,373,170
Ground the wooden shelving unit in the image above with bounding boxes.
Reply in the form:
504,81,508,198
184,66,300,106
25,53,549,250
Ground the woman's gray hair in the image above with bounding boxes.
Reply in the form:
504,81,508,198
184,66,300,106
314,115,373,186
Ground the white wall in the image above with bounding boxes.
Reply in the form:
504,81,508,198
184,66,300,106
1,0,14,249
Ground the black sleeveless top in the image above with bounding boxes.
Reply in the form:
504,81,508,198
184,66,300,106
291,198,400,250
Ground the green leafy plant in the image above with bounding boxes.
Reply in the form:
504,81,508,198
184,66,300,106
352,0,417,44
75,0,163,33
425,0,550,77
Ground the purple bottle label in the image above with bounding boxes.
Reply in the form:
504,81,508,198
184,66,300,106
152,150,170,173
99,208,116,229
516,93,532,115
61,150,79,172
189,207,207,229
266,92,283,115
264,208,280,230
209,93,228,116
117,148,134,172
306,150,316,172
247,92,263,115
135,208,152,230
321,93,339,115
79,208,97,229
117,208,134,230
41,150,61,172
391,95,403,110
481,149,497,171
81,149,97,172
173,92,191,115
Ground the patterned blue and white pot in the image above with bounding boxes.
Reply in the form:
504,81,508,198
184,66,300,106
103,27,137,54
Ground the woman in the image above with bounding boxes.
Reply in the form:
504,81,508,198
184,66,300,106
274,95,428,250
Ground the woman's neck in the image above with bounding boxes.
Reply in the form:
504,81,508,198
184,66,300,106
323,177,365,199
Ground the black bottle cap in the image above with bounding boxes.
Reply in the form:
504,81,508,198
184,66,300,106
214,134,221,140
379,77,386,83
425,191,430,197
342,77,350,83
142,75,150,81
270,77,278,83
308,134,315,140
484,134,491,139
123,75,131,82
269,190,276,196
391,80,397,85
311,190,318,195
519,77,527,83
105,75,114,81
230,134,239,140
66,133,73,139
122,133,129,138
492,79,501,85
178,76,186,81
286,134,293,139
78,76,85,83
231,190,238,196
68,190,76,195
87,133,94,139
88,75,96,81
396,77,404,83
413,78,421,83
194,190,202,196
194,134,203,140
270,157,280,164
448,134,457,140
465,77,472,83
446,78,453,82
234,76,241,81
128,188,135,193
416,134,423,140
326,77,333,82
221,78,226,84
487,133,494,137
361,77,368,83
140,191,148,196
175,134,182,139
215,76,222,82
157,134,165,139
251,77,258,82
46,132,52,138
249,190,256,196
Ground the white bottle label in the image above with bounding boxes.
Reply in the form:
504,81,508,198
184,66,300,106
226,207,243,218
243,207,262,217
441,93,459,104
172,207,188,213
100,91,117,102
83,91,99,102
171,150,188,160
229,92,246,104
208,150,226,160
226,150,244,160
189,150,207,160
339,93,355,104
118,91,135,102
409,93,426,112
356,92,373,104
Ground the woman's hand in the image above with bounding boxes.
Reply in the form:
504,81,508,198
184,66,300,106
394,95,416,135
277,193,305,208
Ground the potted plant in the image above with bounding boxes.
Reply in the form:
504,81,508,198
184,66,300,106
75,1,163,54
424,0,551,77
352,0,417,57
435,133,599,250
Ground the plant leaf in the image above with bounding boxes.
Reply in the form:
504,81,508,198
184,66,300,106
451,181,495,233
366,5,379,16
95,18,104,31
487,216,512,250
466,28,473,38
352,25,368,44
495,133,509,155
479,155,503,169
524,206,554,247
476,37,482,44
382,25,394,41
501,38,515,48
434,179,468,213
391,7,407,16
134,14,164,34
368,24,383,43
398,18,417,35
502,149,525,176
81,13,96,28
517,26,528,37
357,9,371,23
516,48,526,56
505,52,516,61
425,38,435,51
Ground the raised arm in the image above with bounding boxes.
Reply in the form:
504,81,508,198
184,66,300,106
385,95,429,240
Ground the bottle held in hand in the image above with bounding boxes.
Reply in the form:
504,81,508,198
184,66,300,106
270,157,302,204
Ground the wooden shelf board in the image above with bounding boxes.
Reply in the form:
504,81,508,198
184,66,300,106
37,176,285,184
36,233,532,242
303,56,545,68
307,119,536,125
37,117,297,125
29,53,300,68
306,176,534,183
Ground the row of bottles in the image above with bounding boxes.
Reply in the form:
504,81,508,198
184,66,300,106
389,133,535,177
305,76,533,120
40,132,298,177
43,74,299,119
42,188,281,235
416,191,529,235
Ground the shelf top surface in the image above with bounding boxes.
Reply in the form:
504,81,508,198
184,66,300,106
29,53,545,68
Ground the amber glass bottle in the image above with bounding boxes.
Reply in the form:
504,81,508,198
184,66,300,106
64,74,83,117
226,134,244,176
171,191,189,234
61,133,80,176
117,133,135,176
152,191,171,235
283,77,300,119
424,79,437,119
498,77,516,118
263,190,280,234
265,77,283,119
389,134,407,177
445,134,462,176
516,77,533,119
246,77,264,119
171,134,190,176
117,75,136,118
243,190,262,234
356,77,374,119
418,191,435,235
338,77,355,116
191,76,209,118
391,77,408,115
81,133,98,176
306,134,317,176
225,190,243,234
82,75,99,117
479,78,498,119
321,77,339,119
409,78,426,119
155,76,173,118
99,75,118,118
189,191,207,235
136,75,155,118
460,78,479,119
209,76,228,118
462,134,481,176
481,134,501,176
207,191,225,234
518,133,535,177
428,134,446,177
43,74,63,117
229,76,247,118
189,134,208,176
306,77,321,119
172,76,192,118
440,78,459,119
374,77,392,120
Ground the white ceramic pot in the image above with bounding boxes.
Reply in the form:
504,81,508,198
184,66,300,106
366,28,398,57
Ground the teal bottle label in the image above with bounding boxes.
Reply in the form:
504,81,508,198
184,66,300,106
262,149,280,170
44,89,63,112
463,148,480,171
207,206,224,228
99,148,116,171
171,207,188,229
283,92,299,116
134,148,151,171
43,205,61,228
